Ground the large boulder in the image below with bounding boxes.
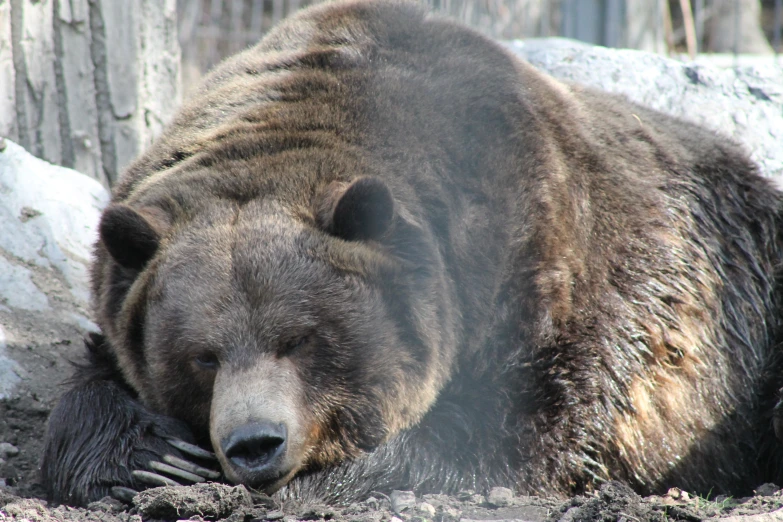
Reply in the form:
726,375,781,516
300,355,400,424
508,39,783,187
0,138,108,493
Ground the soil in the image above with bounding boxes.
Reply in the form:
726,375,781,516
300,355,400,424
2,390,783,522
2,475,783,522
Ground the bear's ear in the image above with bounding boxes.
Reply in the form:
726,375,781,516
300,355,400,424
317,177,395,241
99,204,169,270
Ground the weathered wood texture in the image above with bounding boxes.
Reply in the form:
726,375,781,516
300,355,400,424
0,0,181,187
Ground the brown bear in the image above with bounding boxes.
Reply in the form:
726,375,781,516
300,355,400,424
41,0,783,507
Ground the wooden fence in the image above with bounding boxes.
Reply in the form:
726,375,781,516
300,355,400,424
178,0,783,91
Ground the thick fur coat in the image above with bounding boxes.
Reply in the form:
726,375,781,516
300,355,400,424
42,0,783,506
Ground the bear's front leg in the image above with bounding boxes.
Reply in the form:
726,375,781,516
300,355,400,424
40,333,220,506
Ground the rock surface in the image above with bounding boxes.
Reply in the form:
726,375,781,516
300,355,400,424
509,39,783,188
391,490,417,514
0,138,108,496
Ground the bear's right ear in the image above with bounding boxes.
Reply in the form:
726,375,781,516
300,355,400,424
99,204,169,270
316,177,395,241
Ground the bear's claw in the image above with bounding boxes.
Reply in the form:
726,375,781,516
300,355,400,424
128,437,222,493
162,454,222,479
132,469,181,487
110,486,139,503
166,437,218,460
149,460,207,483
107,440,221,504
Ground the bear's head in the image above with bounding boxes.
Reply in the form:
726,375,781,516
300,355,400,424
93,173,457,493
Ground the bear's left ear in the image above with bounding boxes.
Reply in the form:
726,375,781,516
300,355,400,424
99,204,171,270
317,177,395,241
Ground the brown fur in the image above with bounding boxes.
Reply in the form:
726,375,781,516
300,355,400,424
46,0,783,504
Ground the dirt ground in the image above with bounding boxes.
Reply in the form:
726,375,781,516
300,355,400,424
3,378,783,522
3,473,783,521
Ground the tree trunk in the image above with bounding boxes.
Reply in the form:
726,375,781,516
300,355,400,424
0,0,181,187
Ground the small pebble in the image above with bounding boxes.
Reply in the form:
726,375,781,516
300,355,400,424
0,443,19,458
345,502,363,514
666,487,686,500
87,496,126,513
755,483,780,496
250,491,276,507
440,506,460,517
299,505,336,520
391,490,417,514
266,510,285,520
469,494,485,505
418,502,436,516
487,487,514,507
457,490,475,501
390,517,404,522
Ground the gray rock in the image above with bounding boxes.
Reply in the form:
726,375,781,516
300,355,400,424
487,487,514,507
755,483,781,497
0,443,18,458
0,139,108,404
508,39,783,188
418,502,437,516
470,494,486,505
391,490,417,514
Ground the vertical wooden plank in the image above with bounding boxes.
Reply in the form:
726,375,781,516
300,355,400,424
87,0,120,185
250,0,264,35
136,0,181,156
273,0,284,25
562,0,602,45
694,0,705,52
775,0,782,53
604,0,623,47
208,0,222,67
5,0,180,186
19,0,62,164
0,0,17,141
539,0,550,38
58,0,102,181
625,1,666,53
229,0,244,54
250,0,264,41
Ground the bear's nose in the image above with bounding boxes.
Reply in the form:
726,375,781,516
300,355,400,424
222,421,287,480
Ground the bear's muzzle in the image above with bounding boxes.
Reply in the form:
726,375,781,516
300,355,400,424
222,421,289,486
210,356,308,492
